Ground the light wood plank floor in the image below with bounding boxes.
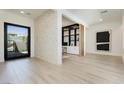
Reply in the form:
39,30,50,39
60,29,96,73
0,54,124,84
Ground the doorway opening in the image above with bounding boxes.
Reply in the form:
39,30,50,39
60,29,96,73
4,22,31,60
62,15,85,60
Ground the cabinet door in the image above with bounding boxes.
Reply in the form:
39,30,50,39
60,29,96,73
70,29,75,35
70,41,75,46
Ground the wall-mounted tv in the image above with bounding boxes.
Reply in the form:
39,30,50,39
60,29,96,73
96,31,110,43
97,44,109,51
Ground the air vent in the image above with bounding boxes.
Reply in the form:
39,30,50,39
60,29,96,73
26,12,31,15
101,10,108,14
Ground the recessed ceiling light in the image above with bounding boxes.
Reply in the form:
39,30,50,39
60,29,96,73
99,18,103,22
20,11,24,14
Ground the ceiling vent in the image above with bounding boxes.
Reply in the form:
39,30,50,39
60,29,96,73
26,12,31,15
100,10,108,14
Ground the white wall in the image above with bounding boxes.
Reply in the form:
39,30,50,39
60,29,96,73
122,12,124,61
35,10,62,64
62,16,75,27
86,20,123,56
0,10,35,62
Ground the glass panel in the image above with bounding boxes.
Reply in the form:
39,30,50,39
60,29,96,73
64,31,69,36
7,25,29,59
70,30,75,35
70,36,74,41
70,41,74,46
76,29,79,34
76,35,79,41
64,36,69,46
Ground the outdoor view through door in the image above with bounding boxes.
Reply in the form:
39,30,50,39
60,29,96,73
4,23,30,60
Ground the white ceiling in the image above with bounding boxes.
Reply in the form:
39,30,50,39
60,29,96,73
66,9,123,26
3,9,123,26
5,9,49,19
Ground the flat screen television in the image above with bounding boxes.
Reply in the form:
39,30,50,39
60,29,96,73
97,44,109,51
96,31,110,43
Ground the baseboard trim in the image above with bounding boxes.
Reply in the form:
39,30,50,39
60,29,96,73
86,52,122,57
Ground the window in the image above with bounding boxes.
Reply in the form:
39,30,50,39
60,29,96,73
4,22,31,60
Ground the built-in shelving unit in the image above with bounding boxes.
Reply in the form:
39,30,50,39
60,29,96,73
62,23,84,56
62,24,79,47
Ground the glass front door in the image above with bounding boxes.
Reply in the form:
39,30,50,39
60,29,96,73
4,23,30,60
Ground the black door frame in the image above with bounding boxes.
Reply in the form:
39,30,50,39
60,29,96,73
4,22,31,60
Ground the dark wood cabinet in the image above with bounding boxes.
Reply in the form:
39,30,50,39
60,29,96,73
62,24,79,46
